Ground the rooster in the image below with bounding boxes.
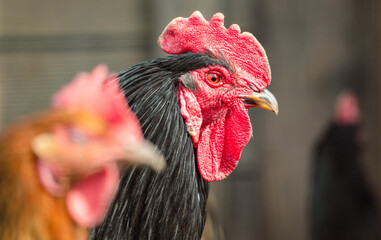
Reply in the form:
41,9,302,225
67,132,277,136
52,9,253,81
0,65,165,240
310,91,381,240
92,11,279,239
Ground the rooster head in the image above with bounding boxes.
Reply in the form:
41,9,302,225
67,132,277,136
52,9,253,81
159,11,278,181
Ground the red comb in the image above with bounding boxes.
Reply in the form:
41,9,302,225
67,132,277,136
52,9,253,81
335,91,361,126
158,11,271,90
53,65,142,141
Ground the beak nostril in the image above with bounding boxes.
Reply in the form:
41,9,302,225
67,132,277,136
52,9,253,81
248,85,259,93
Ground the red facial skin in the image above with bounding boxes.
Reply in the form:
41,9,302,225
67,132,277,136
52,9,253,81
179,65,260,181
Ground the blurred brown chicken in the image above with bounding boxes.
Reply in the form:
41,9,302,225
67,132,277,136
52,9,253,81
0,65,165,240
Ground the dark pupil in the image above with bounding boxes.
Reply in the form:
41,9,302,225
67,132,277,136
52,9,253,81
211,75,217,82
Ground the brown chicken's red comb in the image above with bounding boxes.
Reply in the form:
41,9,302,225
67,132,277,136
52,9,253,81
158,11,271,90
53,65,142,140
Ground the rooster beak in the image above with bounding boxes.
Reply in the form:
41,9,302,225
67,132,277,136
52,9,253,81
122,140,166,172
239,88,279,115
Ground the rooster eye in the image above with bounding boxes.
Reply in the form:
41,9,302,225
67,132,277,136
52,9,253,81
206,72,222,85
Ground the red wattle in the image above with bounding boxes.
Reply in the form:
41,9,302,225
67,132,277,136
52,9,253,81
66,163,120,228
36,159,64,196
197,103,252,181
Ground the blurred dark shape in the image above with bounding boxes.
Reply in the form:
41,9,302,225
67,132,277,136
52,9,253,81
310,91,381,240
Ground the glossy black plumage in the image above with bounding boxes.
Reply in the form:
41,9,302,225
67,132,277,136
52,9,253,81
92,52,230,240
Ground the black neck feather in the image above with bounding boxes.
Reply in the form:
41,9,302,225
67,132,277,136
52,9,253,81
92,52,223,240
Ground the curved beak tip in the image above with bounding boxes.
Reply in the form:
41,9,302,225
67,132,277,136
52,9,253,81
273,107,279,115
240,88,279,115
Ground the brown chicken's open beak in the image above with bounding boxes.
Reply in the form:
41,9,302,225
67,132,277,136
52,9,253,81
240,88,279,115
31,134,166,172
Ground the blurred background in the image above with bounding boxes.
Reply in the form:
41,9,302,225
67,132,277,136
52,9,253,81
0,0,380,239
